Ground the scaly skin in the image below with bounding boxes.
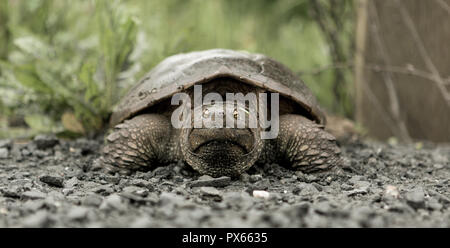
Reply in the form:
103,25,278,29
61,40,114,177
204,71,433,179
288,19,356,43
100,114,341,176
100,114,180,174
259,114,342,173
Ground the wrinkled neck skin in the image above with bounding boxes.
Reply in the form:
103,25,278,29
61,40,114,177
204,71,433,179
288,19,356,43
179,77,266,177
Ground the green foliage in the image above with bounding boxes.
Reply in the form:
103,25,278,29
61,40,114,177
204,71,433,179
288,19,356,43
0,0,139,135
0,0,354,138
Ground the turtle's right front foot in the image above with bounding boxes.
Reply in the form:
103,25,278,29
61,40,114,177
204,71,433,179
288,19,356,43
275,114,342,173
99,114,173,174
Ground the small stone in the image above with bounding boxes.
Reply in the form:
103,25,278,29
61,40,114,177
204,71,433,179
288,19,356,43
304,174,318,183
239,173,250,182
200,187,222,197
1,186,21,198
22,190,47,200
130,217,153,228
252,190,270,199
314,201,333,215
34,134,59,150
189,176,231,188
22,200,45,212
384,185,400,199
353,180,371,189
130,179,154,191
296,183,320,196
99,194,126,212
159,192,186,207
0,208,8,215
39,175,64,188
67,206,89,220
346,187,368,197
198,175,213,180
62,188,73,196
0,139,12,149
92,185,114,195
223,191,254,209
0,148,9,159
427,198,443,211
22,210,50,228
82,194,103,207
249,174,263,183
348,176,366,185
433,164,444,170
245,179,269,193
405,187,426,209
64,177,79,188
367,157,377,166
21,148,31,156
122,186,148,197
340,183,354,191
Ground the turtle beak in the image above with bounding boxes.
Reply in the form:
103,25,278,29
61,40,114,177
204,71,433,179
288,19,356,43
180,101,264,177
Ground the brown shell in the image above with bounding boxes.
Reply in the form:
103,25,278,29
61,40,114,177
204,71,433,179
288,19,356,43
110,49,325,126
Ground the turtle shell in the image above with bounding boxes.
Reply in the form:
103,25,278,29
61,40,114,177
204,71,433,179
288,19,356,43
110,49,325,126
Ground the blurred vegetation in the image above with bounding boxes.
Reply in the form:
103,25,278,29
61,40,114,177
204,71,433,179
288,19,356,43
0,0,355,138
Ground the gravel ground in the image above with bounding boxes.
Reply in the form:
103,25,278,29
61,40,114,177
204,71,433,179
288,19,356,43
0,135,449,228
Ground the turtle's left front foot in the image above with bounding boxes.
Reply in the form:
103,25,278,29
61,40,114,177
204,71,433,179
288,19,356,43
275,114,342,173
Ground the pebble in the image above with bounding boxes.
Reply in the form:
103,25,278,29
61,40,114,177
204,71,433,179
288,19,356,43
0,148,9,159
34,134,59,150
345,186,367,197
22,210,50,228
22,200,45,212
82,194,103,207
384,185,400,199
1,187,21,198
189,176,231,188
159,192,186,207
433,164,444,170
92,185,114,196
223,192,254,209
427,198,443,211
64,177,79,188
296,183,320,196
251,179,271,190
99,194,126,212
0,139,12,149
252,190,270,199
249,174,263,183
129,179,154,191
67,206,89,221
200,187,221,197
122,186,148,197
22,190,47,200
405,187,426,209
39,175,64,188
62,188,74,196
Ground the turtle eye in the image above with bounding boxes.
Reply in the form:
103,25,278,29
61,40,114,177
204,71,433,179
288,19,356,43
203,109,210,118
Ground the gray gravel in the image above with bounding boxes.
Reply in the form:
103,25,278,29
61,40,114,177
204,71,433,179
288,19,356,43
0,136,449,227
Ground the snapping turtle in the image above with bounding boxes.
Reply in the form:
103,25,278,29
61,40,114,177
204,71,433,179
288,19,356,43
101,49,341,177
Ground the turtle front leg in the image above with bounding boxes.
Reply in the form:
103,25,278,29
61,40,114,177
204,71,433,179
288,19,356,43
270,114,342,173
100,114,179,174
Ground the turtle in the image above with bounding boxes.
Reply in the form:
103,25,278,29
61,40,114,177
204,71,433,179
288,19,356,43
100,49,342,177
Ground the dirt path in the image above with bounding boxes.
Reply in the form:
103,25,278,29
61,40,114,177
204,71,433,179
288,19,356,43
0,136,449,227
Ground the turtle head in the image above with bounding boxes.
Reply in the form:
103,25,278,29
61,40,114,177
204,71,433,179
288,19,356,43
180,101,264,177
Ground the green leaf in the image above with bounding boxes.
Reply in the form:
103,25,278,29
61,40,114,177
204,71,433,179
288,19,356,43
12,63,53,94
